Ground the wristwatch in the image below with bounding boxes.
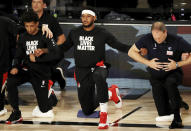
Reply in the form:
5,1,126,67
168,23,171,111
176,62,179,68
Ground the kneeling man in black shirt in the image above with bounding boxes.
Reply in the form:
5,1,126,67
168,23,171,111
6,10,59,124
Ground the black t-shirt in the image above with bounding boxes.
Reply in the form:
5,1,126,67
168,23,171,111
135,33,191,78
0,16,17,73
14,30,59,79
61,26,130,68
39,10,63,41
60,26,130,81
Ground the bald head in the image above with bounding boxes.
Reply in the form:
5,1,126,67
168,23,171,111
151,22,166,32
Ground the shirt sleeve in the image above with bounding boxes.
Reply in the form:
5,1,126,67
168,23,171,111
35,37,61,63
177,37,191,53
8,20,18,48
8,20,18,36
59,30,74,51
49,17,63,39
12,36,25,68
105,30,131,53
135,35,148,50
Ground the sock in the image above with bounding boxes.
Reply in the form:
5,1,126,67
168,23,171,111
108,90,112,100
100,102,108,113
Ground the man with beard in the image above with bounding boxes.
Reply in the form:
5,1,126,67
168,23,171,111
58,8,132,129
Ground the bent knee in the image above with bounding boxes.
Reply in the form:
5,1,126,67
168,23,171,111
82,108,94,115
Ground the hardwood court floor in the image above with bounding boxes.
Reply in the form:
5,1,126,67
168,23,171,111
0,85,191,131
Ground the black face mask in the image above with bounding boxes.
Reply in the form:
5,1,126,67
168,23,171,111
82,21,94,28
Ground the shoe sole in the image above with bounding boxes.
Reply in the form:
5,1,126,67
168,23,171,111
6,117,23,124
114,87,122,108
98,125,109,129
56,67,66,81
32,106,54,118
32,106,39,116
156,115,174,122
32,114,54,118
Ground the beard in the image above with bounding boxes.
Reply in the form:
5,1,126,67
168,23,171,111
82,20,94,28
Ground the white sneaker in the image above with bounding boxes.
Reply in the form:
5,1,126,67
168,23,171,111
0,108,7,116
155,114,174,122
155,123,169,128
32,106,54,118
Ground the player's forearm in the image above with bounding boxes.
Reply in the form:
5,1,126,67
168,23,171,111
56,34,66,45
35,53,60,63
128,46,150,66
41,48,49,53
177,53,191,67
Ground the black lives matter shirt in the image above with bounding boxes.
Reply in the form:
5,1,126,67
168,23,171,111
135,33,191,79
13,30,58,79
60,26,130,81
61,26,130,68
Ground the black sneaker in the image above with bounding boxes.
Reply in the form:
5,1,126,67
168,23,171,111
48,91,58,107
169,120,183,129
181,101,189,110
6,110,23,124
56,66,66,90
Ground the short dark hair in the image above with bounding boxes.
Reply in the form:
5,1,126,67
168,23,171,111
21,10,39,23
31,0,50,6
44,0,50,6
151,21,166,32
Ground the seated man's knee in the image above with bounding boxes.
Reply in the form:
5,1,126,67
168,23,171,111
165,77,177,87
80,99,95,115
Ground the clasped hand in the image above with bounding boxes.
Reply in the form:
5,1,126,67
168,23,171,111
149,58,177,71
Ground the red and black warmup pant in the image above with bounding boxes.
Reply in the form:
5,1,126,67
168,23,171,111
0,72,8,110
75,66,109,115
7,69,53,113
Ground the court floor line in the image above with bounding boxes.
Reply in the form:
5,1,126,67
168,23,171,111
110,106,142,126
0,106,191,129
0,120,191,129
